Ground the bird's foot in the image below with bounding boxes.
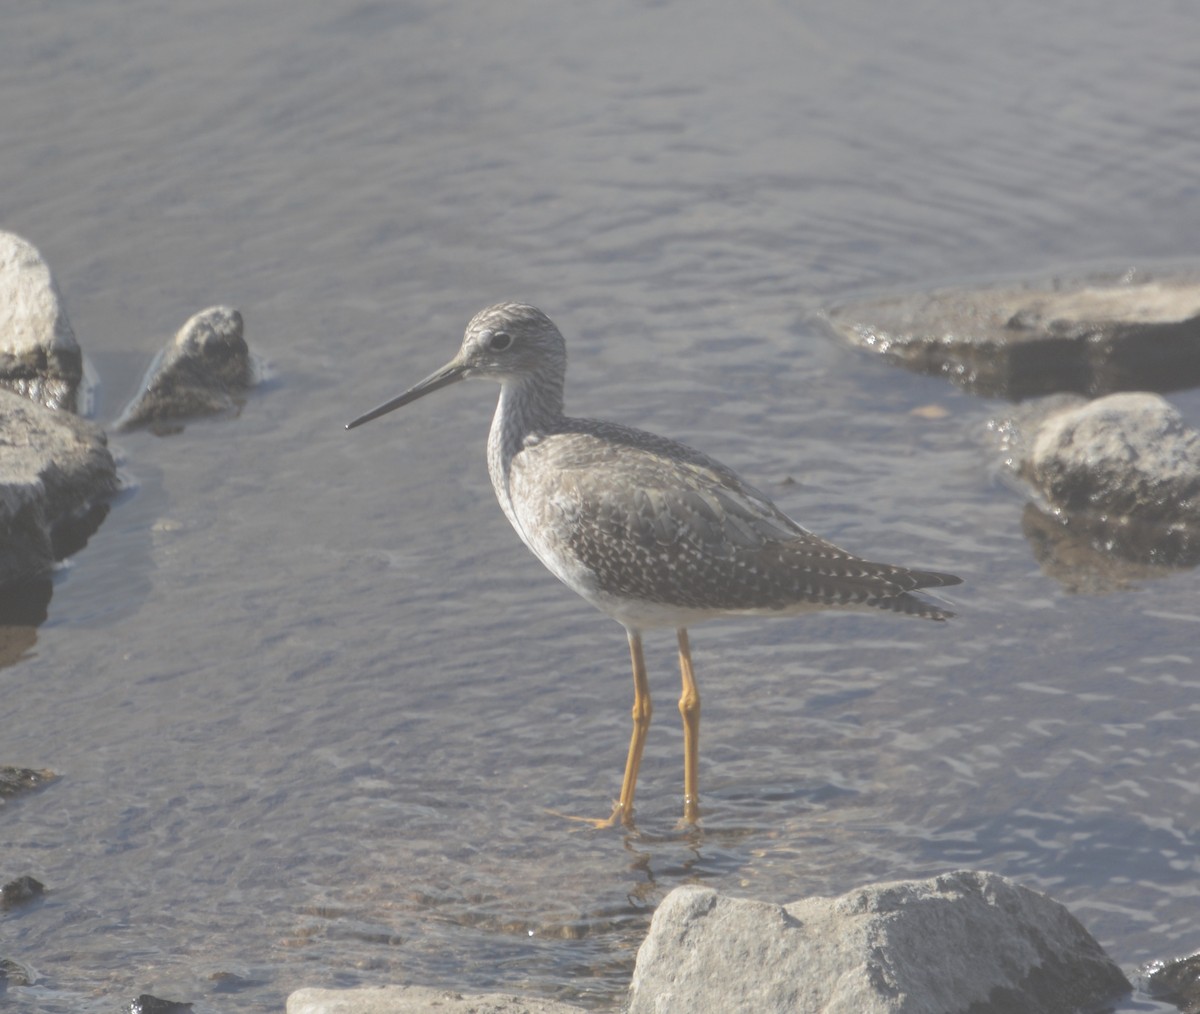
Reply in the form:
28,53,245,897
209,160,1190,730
546,800,634,830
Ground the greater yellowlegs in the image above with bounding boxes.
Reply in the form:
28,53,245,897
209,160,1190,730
348,302,960,827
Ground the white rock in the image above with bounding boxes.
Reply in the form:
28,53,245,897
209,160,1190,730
0,231,83,412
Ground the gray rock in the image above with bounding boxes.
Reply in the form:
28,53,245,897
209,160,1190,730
0,231,84,412
1026,392,1200,514
0,388,118,590
115,306,255,433
823,270,1200,399
1016,392,1200,571
627,872,1129,1014
286,985,587,1014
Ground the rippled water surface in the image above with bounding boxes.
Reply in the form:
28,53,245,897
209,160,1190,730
3,2,1199,1010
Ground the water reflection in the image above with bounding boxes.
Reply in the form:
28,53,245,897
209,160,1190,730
1021,503,1190,594
0,578,50,667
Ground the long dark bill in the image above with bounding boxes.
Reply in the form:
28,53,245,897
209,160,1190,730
345,358,469,430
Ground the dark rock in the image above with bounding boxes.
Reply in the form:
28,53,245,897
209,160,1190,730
0,766,57,801
0,232,84,412
0,388,118,590
1137,951,1200,1013
0,875,44,911
627,871,1130,1014
128,995,193,1014
824,270,1200,399
115,306,256,433
0,957,36,988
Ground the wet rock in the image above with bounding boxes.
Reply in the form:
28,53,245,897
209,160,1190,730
1137,951,1200,1013
286,985,587,1014
627,871,1129,1014
0,875,43,911
824,270,1200,399
994,392,1200,578
115,306,255,434
0,957,36,988
127,996,193,1014
207,970,267,993
0,388,117,592
0,766,57,801
0,232,84,412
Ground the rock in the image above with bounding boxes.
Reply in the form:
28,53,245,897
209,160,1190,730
0,232,84,412
115,306,256,434
1137,951,1200,1013
0,388,117,595
0,767,57,802
0,957,35,988
207,970,267,993
627,872,1129,1014
127,996,193,1014
0,875,44,912
286,985,588,1014
1026,392,1200,514
1012,392,1200,572
823,270,1200,399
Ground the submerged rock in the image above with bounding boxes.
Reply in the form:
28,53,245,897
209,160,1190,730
0,875,44,912
627,872,1129,1013
0,957,35,988
0,231,84,413
287,985,587,1013
824,270,1200,399
0,389,117,594
127,996,193,1014
115,306,256,434
0,767,57,801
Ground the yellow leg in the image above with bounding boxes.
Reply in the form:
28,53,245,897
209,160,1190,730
608,629,652,827
677,628,701,824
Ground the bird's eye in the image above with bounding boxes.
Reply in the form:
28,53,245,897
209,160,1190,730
487,331,513,352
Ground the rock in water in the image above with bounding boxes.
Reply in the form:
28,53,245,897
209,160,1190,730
0,389,117,592
628,872,1130,1013
116,306,255,433
0,232,84,412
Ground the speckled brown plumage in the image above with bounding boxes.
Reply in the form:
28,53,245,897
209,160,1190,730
507,416,958,623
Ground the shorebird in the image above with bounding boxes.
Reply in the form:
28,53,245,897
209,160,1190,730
347,303,960,827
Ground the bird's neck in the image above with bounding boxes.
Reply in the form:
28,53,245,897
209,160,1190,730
487,372,565,483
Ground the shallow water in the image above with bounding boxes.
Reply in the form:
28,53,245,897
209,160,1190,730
3,2,1199,1010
